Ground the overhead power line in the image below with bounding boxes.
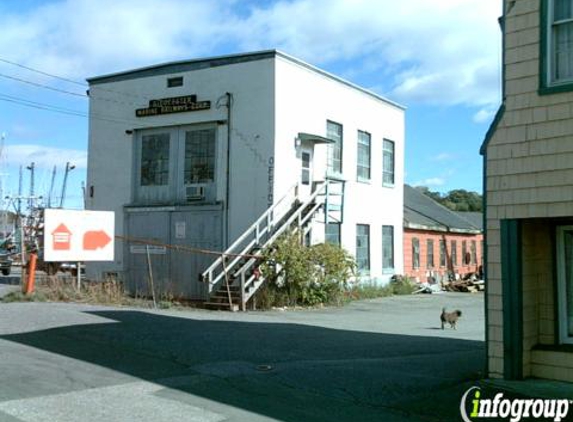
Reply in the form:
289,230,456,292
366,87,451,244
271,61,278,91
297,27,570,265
0,73,87,97
0,93,133,125
0,92,189,127
0,56,157,103
0,57,87,86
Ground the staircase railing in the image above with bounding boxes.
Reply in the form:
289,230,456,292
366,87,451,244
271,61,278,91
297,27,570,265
201,183,299,293
230,181,330,309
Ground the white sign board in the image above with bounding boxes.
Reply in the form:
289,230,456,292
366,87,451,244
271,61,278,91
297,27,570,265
129,245,166,255
175,221,186,239
44,209,115,262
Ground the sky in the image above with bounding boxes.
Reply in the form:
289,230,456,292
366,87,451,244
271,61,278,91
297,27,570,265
0,0,502,211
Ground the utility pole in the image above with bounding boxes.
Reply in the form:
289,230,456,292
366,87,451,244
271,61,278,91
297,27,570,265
17,165,22,217
60,162,75,208
81,181,86,209
48,165,57,208
26,162,35,212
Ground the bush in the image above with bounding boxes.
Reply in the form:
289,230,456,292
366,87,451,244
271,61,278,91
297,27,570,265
390,275,417,295
260,233,356,307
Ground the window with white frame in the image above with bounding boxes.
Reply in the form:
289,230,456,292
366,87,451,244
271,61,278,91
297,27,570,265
427,239,434,269
383,139,395,186
412,238,420,269
557,225,573,343
141,133,170,186
357,130,371,181
543,0,573,89
327,121,343,174
439,239,447,267
356,224,370,274
451,240,458,266
382,225,394,272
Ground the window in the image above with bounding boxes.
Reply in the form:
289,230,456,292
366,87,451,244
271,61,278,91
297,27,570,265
184,129,215,183
357,130,371,181
383,139,395,185
141,133,170,186
462,241,468,265
304,230,312,247
301,152,311,185
325,223,341,246
542,0,573,91
382,225,394,272
327,121,343,174
440,239,447,267
427,239,434,269
557,225,573,343
356,224,370,274
412,238,420,269
451,240,458,267
471,240,477,265
167,76,183,87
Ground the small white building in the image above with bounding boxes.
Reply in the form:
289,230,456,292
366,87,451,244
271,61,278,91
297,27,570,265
86,50,405,306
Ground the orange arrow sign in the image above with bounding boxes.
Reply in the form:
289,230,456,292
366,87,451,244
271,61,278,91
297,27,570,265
83,230,112,250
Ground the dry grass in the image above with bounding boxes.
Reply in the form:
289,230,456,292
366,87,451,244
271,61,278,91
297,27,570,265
2,276,154,308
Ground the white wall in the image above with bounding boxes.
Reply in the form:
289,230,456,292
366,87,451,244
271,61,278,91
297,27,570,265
86,59,275,279
87,53,405,284
274,56,405,283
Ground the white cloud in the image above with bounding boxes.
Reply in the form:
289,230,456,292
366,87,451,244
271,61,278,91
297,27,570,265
0,0,502,110
430,152,455,162
4,144,87,170
412,177,446,187
473,106,498,124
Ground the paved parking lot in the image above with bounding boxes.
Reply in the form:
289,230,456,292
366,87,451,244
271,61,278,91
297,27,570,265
0,292,484,421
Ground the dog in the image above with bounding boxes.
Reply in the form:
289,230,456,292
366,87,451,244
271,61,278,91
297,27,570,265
441,307,462,330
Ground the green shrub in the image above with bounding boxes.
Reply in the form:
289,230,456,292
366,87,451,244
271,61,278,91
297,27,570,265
260,233,356,307
390,275,417,295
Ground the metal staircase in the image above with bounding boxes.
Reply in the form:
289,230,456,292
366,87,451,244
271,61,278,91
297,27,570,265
201,180,341,311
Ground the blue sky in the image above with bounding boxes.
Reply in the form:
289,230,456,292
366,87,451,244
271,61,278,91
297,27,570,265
0,0,502,210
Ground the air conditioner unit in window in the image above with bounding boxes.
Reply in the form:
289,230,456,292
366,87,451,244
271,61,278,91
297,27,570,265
185,185,205,201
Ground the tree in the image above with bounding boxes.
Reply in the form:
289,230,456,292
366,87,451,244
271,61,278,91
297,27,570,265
416,186,482,212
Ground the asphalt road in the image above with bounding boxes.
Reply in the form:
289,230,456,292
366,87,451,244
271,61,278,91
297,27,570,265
0,292,485,422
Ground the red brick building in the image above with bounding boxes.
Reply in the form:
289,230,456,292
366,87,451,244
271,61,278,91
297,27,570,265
403,185,483,283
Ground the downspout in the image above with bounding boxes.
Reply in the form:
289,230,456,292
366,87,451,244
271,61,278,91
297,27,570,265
225,92,232,248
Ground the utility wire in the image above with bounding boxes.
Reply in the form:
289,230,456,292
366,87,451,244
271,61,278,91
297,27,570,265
0,92,193,127
0,93,86,117
0,93,140,125
0,57,87,86
0,58,219,126
0,71,144,108
0,72,87,97
0,56,158,102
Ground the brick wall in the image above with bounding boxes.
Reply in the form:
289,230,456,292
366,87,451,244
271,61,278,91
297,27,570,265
403,229,483,282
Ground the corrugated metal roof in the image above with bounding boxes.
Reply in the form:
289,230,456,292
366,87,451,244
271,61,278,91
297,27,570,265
456,212,483,231
404,184,482,233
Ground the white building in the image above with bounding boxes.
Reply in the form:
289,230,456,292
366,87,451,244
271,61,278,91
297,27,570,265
86,50,405,307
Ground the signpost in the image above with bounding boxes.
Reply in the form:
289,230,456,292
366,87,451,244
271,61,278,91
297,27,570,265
44,209,114,262
44,209,114,290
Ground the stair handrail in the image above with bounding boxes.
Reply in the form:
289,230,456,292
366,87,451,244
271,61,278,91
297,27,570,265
236,182,329,304
201,183,299,289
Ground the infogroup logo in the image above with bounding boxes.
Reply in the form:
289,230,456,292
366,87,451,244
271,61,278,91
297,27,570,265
460,387,571,422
